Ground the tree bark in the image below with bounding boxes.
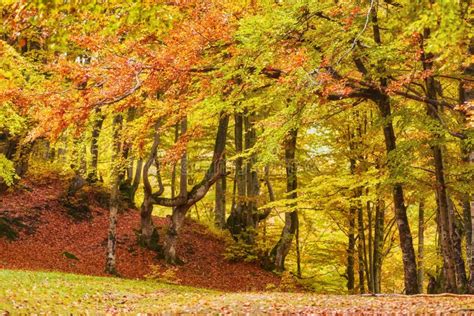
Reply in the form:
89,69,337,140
271,129,298,272
449,199,468,291
347,201,356,293
460,38,474,292
179,117,188,198
171,123,179,199
357,196,366,294
105,114,122,275
214,153,226,229
138,122,163,250
227,112,247,238
421,29,461,292
417,200,425,293
377,95,418,294
88,108,105,183
370,6,418,294
160,113,229,264
373,197,384,293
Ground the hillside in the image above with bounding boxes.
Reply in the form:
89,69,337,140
0,176,279,292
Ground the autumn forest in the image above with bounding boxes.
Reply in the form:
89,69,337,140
0,0,473,313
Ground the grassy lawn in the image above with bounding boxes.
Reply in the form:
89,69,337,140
1,269,474,314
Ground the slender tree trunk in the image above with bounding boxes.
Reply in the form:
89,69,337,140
179,117,188,198
373,197,384,293
227,113,246,238
271,129,298,272
129,158,143,204
347,204,356,293
367,197,374,293
105,115,122,275
243,112,259,243
171,123,179,199
449,199,468,291
372,6,418,294
88,108,105,183
357,198,366,294
295,218,302,278
214,153,226,228
417,200,425,293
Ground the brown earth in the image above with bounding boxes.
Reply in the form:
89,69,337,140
0,175,280,291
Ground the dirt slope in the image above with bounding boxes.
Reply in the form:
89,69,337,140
0,176,279,291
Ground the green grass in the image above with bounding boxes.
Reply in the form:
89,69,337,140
0,269,215,314
1,269,474,314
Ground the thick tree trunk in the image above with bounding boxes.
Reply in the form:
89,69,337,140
371,6,418,294
421,30,461,292
227,113,247,238
460,38,474,291
88,108,105,183
105,115,122,275
271,129,298,272
164,204,189,264
377,94,418,294
243,112,259,243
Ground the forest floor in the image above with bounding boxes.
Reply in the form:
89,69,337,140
3,176,474,314
2,270,474,314
0,174,278,291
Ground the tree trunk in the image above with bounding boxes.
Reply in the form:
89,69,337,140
164,204,189,264
179,117,188,198
357,198,365,294
161,114,229,264
171,123,179,199
227,113,247,238
367,197,374,293
271,129,298,272
371,6,418,294
449,199,468,291
243,112,259,243
417,200,425,293
373,197,384,293
347,203,356,293
138,122,163,250
460,38,474,291
105,114,122,275
421,29,461,292
130,158,143,203
214,153,226,229
88,108,105,183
